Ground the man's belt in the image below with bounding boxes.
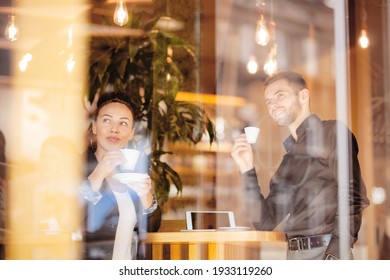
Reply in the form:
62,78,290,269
287,234,332,251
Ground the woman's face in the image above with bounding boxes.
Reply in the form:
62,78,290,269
92,102,135,153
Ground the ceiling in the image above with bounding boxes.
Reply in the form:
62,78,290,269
0,0,334,80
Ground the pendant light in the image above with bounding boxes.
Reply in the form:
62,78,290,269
4,1,19,42
358,0,369,49
263,0,277,76
255,0,270,46
113,0,129,26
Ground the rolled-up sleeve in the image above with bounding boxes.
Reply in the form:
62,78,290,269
79,179,103,205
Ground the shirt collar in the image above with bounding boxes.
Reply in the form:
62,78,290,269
283,114,321,152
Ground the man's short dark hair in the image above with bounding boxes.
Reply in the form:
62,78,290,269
264,71,308,93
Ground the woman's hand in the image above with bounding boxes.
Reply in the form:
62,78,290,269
88,150,126,192
231,133,255,173
126,176,154,209
109,175,154,209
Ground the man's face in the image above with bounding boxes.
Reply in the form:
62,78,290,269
264,79,303,127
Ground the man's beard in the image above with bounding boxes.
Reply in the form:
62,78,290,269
273,102,302,127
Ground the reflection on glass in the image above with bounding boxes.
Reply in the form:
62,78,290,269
358,28,369,49
66,53,76,73
18,53,33,72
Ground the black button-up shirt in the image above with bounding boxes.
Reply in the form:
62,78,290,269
243,114,369,256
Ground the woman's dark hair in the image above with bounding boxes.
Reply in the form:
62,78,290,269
94,91,136,125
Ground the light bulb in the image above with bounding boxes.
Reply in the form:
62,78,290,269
358,29,369,49
247,56,258,74
255,15,270,46
263,46,278,76
4,15,19,42
113,0,129,26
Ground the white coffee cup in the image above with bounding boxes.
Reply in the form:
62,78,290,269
244,126,260,144
120,149,140,171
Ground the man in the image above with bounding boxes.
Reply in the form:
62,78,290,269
231,71,370,260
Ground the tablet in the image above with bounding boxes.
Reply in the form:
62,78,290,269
185,210,236,231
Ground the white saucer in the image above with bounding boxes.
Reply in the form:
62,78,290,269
218,226,251,231
113,173,149,184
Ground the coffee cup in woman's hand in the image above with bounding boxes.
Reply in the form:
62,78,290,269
120,149,140,171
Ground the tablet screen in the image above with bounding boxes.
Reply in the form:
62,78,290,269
185,210,236,230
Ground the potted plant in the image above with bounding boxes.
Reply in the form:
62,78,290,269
87,11,215,205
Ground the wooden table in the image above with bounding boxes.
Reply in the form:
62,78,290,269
143,230,286,260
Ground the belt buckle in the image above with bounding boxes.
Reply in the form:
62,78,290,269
289,237,304,251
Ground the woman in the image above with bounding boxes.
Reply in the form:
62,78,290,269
80,91,161,260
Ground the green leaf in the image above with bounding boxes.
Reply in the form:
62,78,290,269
96,55,111,82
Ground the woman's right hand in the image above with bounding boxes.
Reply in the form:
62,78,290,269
88,150,126,192
231,133,255,173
